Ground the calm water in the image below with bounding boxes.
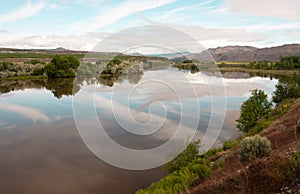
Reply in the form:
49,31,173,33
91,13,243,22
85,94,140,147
0,69,278,194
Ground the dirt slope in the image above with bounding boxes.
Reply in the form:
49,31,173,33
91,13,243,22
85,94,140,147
187,99,300,194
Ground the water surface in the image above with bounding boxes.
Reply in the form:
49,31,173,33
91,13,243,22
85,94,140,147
0,69,278,193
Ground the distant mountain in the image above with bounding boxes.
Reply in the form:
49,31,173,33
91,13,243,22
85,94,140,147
51,47,70,52
128,52,191,59
175,44,300,62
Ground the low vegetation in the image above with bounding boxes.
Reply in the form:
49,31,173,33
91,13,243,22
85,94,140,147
0,55,81,79
0,52,84,59
247,56,300,70
172,60,201,74
137,69,300,193
239,135,272,162
272,82,300,103
136,141,212,194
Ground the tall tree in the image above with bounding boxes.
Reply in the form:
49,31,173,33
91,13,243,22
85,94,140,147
236,89,272,133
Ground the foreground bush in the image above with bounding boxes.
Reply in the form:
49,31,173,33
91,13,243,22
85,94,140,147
136,158,211,194
239,135,272,162
164,141,200,173
136,141,212,194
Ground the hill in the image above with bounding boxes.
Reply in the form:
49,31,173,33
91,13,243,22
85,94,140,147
176,44,300,62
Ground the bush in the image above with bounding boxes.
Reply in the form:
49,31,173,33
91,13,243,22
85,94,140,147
239,135,272,162
137,141,212,194
273,83,300,103
247,117,272,136
45,55,80,78
204,147,223,158
223,139,238,151
164,141,200,173
236,89,272,133
29,59,41,65
271,99,292,116
213,159,225,172
136,158,211,194
32,67,45,76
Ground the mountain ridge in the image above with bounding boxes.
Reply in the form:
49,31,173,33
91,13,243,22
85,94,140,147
175,44,300,62
1,44,300,62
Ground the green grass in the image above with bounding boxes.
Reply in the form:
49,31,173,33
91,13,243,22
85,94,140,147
215,61,250,65
136,158,211,194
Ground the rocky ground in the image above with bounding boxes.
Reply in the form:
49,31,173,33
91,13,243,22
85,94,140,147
186,99,300,194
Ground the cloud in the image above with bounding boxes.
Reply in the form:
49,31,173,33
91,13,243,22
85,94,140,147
284,29,300,37
0,29,10,34
72,0,176,32
0,1,46,23
0,33,110,51
159,0,215,20
225,0,300,20
0,121,16,131
173,25,267,42
0,24,268,51
244,22,300,32
0,103,51,123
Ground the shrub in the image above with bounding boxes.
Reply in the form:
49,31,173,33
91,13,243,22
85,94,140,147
273,83,300,103
29,59,41,65
164,141,200,173
45,55,80,78
247,117,272,136
213,158,225,172
137,143,212,194
223,139,238,151
271,99,291,116
239,135,272,162
32,67,45,76
204,147,223,158
136,158,211,194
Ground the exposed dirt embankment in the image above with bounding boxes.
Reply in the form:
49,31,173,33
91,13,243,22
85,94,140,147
187,99,300,194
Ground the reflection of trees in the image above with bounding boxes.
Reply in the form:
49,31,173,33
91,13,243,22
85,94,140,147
45,78,80,99
0,79,45,93
0,58,173,96
0,78,81,99
98,62,144,87
172,62,200,74
76,58,171,87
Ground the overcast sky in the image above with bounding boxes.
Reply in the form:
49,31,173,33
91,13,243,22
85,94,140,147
0,0,300,51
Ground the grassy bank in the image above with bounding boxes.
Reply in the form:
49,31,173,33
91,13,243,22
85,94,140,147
136,93,299,194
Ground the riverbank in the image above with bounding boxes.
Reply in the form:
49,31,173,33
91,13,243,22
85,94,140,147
0,75,47,80
186,99,300,194
217,67,300,75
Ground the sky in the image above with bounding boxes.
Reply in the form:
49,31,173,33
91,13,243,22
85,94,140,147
0,0,300,51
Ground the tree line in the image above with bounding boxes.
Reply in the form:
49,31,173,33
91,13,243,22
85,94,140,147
0,55,80,79
247,56,300,70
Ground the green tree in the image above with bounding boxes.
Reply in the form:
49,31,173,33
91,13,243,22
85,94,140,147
45,55,80,78
236,89,272,133
273,82,300,103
